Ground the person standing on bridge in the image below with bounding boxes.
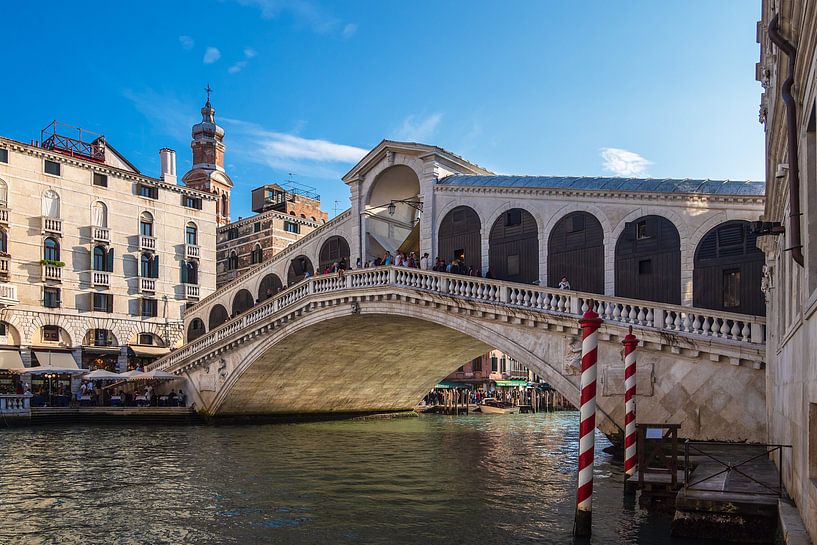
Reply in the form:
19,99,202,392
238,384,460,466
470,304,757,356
420,253,429,270
559,276,571,290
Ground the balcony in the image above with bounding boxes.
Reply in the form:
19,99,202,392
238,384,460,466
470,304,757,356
185,244,200,260
0,206,8,226
184,284,200,300
140,277,156,293
0,255,9,279
0,283,17,306
140,235,156,252
41,216,62,235
92,226,110,244
42,263,62,282
92,271,110,288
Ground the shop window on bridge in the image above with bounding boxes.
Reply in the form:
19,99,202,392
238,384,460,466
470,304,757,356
636,220,649,239
188,319,206,341
638,259,652,275
438,206,481,272
615,215,681,305
507,254,520,277
489,208,538,284
547,211,604,293
722,270,741,309
505,209,522,226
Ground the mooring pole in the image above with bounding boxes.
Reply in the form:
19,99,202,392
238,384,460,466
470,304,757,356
574,308,602,538
622,326,638,490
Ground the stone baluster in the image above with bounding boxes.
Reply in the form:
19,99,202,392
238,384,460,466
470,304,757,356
719,318,730,338
730,321,741,340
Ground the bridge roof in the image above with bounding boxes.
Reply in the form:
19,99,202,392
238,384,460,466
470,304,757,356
437,175,766,196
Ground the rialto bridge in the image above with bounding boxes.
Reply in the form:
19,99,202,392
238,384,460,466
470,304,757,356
149,140,768,442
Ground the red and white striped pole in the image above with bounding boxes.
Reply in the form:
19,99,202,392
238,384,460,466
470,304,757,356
622,326,638,482
574,308,602,538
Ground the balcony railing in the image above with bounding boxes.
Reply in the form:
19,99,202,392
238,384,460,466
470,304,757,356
0,283,17,305
185,284,200,300
185,244,200,260
140,235,156,252
92,271,110,288
41,216,62,235
42,264,62,282
0,206,8,225
92,226,110,244
140,277,156,293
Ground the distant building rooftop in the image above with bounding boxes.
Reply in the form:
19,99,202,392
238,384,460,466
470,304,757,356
437,175,766,196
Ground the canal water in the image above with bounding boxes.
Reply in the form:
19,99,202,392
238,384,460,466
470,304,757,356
0,412,724,545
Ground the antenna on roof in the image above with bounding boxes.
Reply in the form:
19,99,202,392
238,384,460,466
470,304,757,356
333,200,342,217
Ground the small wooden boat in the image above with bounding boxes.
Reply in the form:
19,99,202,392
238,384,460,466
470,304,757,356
478,398,517,414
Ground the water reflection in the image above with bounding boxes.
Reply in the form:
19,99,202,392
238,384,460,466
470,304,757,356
0,413,723,544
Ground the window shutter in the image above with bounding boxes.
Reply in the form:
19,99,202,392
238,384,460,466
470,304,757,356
107,248,114,272
152,255,159,278
181,262,188,283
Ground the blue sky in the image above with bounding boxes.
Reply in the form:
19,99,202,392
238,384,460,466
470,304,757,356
3,1,763,219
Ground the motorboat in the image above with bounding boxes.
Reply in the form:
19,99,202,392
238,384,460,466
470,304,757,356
478,398,517,414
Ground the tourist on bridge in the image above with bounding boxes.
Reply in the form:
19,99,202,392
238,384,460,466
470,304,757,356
420,253,430,270
558,276,571,290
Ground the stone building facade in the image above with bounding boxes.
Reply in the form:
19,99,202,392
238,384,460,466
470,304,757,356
0,117,218,373
757,1,817,539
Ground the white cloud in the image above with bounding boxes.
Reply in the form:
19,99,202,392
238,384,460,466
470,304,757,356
203,47,221,64
179,35,194,50
392,113,443,143
342,23,357,38
228,61,248,74
243,47,257,58
230,0,349,35
600,147,652,177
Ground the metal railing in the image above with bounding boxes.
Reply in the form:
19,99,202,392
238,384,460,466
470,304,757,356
683,441,792,497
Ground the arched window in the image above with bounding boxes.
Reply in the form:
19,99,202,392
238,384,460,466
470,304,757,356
258,273,283,301
208,305,229,329
0,179,7,207
290,211,296,216
43,237,60,261
92,201,107,228
221,194,228,217
227,251,238,270
140,253,158,278
251,244,263,264
139,211,153,237
231,289,254,315
310,216,316,222
300,214,306,219
181,261,198,284
187,319,206,342
93,246,106,271
438,206,481,272
42,190,60,218
185,222,198,245
0,229,7,253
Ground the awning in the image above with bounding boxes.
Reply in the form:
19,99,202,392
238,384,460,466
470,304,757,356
32,351,79,369
434,380,473,389
128,346,171,358
83,369,122,381
0,350,24,371
494,380,529,387
82,346,121,355
367,232,402,255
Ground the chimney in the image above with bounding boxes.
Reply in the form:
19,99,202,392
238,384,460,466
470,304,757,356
160,148,177,184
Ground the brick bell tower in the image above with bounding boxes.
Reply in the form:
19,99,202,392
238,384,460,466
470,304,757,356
182,86,233,226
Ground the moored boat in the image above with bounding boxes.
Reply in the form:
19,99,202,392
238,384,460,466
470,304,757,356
478,398,517,414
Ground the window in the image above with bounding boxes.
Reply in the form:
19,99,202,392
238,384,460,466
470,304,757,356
284,221,299,234
181,261,198,284
93,329,111,346
141,298,158,318
139,212,153,237
254,222,261,233
93,172,108,187
507,254,520,276
227,252,238,271
636,220,649,240
571,214,585,233
93,246,105,271
0,148,7,163
92,293,113,313
44,159,61,176
723,269,741,308
186,222,198,245
140,253,159,278
638,259,652,275
43,288,60,309
138,184,158,199
456,366,464,373
183,195,202,209
42,325,60,341
0,230,7,253
227,228,238,240
505,209,522,226
0,179,7,206
43,237,60,261
251,245,263,264
0,322,6,336
472,356,482,373
310,216,316,222
491,355,498,372
138,333,154,345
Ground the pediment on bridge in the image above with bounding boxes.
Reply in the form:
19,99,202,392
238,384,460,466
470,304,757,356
342,140,492,184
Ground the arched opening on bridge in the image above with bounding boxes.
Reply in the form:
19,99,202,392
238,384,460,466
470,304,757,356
547,211,604,293
694,220,765,316
209,304,230,329
231,289,255,316
489,208,538,283
188,319,206,341
365,164,421,261
258,273,283,302
319,236,350,272
287,255,314,285
437,206,481,271
615,215,681,304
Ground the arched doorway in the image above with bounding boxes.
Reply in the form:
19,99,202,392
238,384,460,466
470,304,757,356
489,208,538,283
187,319,206,341
365,165,421,260
209,304,230,329
288,256,314,285
258,273,283,301
319,236,351,271
547,212,604,293
615,215,681,304
231,289,255,316
438,206,481,271
694,221,765,315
